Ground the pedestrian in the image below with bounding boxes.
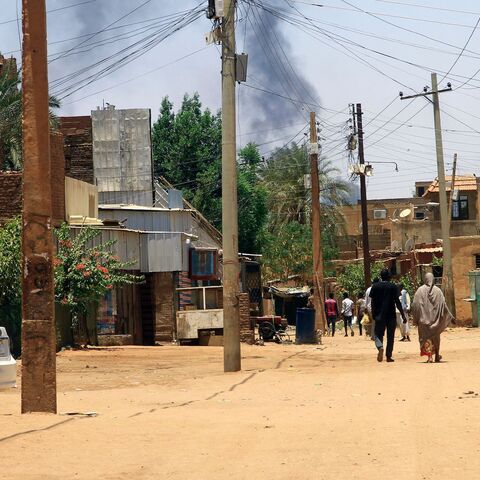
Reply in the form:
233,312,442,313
412,273,453,363
397,283,411,342
365,277,379,340
356,291,366,336
324,292,339,337
307,288,315,309
370,268,407,362
341,292,354,337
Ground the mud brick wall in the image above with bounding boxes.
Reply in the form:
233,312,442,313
60,116,94,184
0,172,22,224
154,272,175,343
239,293,254,344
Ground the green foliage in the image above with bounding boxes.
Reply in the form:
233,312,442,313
0,217,21,306
54,224,143,324
398,271,417,299
152,93,222,191
0,62,61,170
259,143,350,280
260,221,312,281
432,255,443,267
337,262,384,298
152,96,268,253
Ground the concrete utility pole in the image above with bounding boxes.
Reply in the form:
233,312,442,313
448,153,457,223
221,0,241,372
399,74,454,315
355,104,371,289
21,0,57,413
309,112,326,334
431,73,455,316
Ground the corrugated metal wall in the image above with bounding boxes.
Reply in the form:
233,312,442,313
98,207,193,234
92,107,154,207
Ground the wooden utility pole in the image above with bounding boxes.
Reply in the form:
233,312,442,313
309,112,326,334
221,0,241,372
355,104,371,289
399,73,455,315
21,0,57,413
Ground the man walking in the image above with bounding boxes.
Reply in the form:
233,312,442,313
397,283,411,342
324,293,339,337
370,269,407,362
341,292,354,337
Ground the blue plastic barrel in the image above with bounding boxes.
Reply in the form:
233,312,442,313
295,308,317,344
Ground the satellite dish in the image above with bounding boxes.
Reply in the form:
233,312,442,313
405,238,414,252
392,209,399,219
399,208,412,218
391,240,401,251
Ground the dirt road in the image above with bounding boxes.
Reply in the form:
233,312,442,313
2,327,479,479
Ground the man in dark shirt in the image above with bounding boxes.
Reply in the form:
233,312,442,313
369,268,407,363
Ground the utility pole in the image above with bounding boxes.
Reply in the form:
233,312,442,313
448,153,457,222
221,0,241,372
21,0,57,413
400,73,455,315
309,112,326,334
355,104,371,288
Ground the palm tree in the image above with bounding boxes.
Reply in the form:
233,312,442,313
0,58,60,170
260,142,350,231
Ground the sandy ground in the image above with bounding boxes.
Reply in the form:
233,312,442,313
1,327,480,480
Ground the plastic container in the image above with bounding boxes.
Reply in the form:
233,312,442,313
295,308,317,344
0,327,17,389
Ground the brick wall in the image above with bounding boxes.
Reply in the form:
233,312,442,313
0,172,22,224
0,132,66,226
60,116,94,184
154,272,175,343
239,293,254,344
50,132,66,226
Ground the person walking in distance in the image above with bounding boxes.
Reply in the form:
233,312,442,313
341,292,354,337
365,277,379,340
324,292,339,337
370,269,407,362
356,291,366,336
397,283,411,342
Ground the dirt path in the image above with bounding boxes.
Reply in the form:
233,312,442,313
2,327,479,479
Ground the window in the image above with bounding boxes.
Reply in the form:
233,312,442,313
416,186,425,197
452,195,469,220
415,211,425,220
475,254,480,269
189,249,218,280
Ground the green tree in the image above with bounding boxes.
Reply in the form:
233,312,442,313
259,143,350,278
152,93,222,190
261,221,312,281
0,60,61,170
0,217,21,306
337,262,384,298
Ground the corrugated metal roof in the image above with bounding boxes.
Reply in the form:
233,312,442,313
426,175,477,194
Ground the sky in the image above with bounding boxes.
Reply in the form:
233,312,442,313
1,0,480,199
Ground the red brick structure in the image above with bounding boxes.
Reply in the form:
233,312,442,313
0,132,66,226
0,172,22,224
60,116,94,184
239,293,254,344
